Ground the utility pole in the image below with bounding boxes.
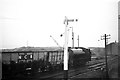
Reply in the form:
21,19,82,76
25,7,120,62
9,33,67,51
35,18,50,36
77,35,79,47
63,16,78,80
70,27,74,48
101,34,110,78
72,28,74,48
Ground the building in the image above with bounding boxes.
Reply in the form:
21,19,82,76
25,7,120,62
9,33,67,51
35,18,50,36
106,41,118,56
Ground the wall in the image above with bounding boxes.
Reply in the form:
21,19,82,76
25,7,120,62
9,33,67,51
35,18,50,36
106,42,118,55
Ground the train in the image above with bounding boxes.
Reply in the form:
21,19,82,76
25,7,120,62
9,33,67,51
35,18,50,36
2,47,91,78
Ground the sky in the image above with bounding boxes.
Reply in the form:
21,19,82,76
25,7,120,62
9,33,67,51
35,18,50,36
0,0,119,49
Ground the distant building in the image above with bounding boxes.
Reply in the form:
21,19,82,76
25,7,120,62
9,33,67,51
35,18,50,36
106,41,118,56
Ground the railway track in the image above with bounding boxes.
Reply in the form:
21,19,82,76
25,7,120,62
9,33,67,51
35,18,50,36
37,56,118,79
36,62,105,79
69,56,119,79
56,62,105,78
69,64,105,79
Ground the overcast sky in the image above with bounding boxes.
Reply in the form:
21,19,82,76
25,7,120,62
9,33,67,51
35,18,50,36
0,0,119,49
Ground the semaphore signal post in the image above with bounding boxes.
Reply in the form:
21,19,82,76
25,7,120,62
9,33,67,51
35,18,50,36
63,16,78,79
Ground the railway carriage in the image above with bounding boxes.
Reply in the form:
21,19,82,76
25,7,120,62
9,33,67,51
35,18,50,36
2,47,91,78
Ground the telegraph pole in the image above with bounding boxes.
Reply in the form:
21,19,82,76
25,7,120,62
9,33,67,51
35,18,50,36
78,35,79,47
101,34,110,78
63,16,78,80
72,27,74,48
70,27,74,48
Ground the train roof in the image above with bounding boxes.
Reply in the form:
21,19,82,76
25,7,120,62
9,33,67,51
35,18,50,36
2,47,64,53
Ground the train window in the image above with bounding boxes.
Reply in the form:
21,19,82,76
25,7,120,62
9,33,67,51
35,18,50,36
57,52,59,61
43,52,47,61
50,52,53,62
54,56,56,62
52,55,54,62
49,53,51,62
48,53,51,62
54,52,57,62
58,52,60,61
59,52,62,61
54,54,56,62
59,55,61,61
38,52,44,59
44,52,47,56
53,52,56,62
55,53,57,62
52,54,55,61
56,52,58,61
